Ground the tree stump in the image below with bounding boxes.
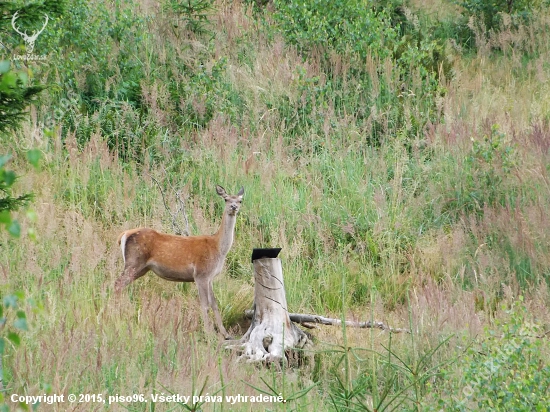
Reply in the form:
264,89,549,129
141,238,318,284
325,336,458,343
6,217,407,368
231,257,309,363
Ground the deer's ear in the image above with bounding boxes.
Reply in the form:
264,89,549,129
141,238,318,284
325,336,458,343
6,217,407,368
216,185,227,197
237,186,244,197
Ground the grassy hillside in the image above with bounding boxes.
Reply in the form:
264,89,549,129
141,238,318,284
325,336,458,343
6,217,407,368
1,0,550,410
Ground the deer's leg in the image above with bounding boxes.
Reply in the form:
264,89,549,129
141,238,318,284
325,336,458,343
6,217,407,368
115,265,149,293
196,277,215,335
207,280,230,339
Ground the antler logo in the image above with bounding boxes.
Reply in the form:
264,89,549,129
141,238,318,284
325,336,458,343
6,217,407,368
11,11,49,55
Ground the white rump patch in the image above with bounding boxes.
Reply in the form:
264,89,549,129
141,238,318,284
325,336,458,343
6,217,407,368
120,233,128,264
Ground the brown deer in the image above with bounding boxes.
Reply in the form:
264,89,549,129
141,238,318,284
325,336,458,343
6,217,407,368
116,185,244,339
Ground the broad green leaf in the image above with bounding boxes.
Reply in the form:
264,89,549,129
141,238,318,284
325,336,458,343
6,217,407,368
0,61,9,74
7,331,21,346
0,211,10,224
8,219,21,237
0,71,17,88
14,317,28,331
27,298,39,312
0,154,11,168
3,170,16,186
17,71,28,86
3,294,18,308
26,210,37,223
26,149,41,169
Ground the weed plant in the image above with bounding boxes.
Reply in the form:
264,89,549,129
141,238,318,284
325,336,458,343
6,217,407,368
1,0,550,410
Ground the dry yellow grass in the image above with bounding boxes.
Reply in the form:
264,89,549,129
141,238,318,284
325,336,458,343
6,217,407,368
2,0,550,410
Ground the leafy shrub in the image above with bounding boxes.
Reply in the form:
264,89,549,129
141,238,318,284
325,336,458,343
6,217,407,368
41,0,147,110
271,0,449,142
0,62,44,133
443,125,517,219
171,56,245,131
0,1,65,53
273,0,399,62
37,0,158,162
456,0,546,33
0,166,40,404
163,0,215,35
40,0,245,163
0,55,42,406
0,292,38,410
0,151,40,238
437,298,550,411
0,0,59,134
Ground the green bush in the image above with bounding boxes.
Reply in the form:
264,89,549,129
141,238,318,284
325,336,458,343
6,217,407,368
163,0,215,35
0,62,45,133
42,0,146,106
442,125,517,220
272,0,399,62
0,0,60,134
457,0,544,31
171,56,245,131
270,0,449,141
437,298,550,411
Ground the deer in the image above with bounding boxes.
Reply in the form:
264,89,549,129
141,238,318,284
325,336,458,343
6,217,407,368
115,185,244,339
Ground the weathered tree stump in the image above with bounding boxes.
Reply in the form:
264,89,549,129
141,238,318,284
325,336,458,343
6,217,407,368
228,257,309,362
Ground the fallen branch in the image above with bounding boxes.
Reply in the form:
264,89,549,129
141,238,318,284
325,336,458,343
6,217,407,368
244,310,410,334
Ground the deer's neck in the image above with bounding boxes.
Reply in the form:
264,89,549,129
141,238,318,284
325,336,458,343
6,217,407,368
215,211,237,256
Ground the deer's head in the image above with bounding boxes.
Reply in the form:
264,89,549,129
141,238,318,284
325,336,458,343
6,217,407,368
216,185,244,216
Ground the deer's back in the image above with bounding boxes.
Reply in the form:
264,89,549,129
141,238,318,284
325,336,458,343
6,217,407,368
121,228,222,280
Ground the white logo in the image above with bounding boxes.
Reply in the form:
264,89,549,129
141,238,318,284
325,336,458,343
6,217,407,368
11,11,49,55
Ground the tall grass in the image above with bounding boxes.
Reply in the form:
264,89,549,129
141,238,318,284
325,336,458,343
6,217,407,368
2,0,550,410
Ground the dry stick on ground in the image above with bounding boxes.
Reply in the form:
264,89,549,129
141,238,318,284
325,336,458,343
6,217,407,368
244,310,411,333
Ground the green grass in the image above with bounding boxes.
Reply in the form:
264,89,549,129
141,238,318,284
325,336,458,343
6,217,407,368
2,0,550,410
